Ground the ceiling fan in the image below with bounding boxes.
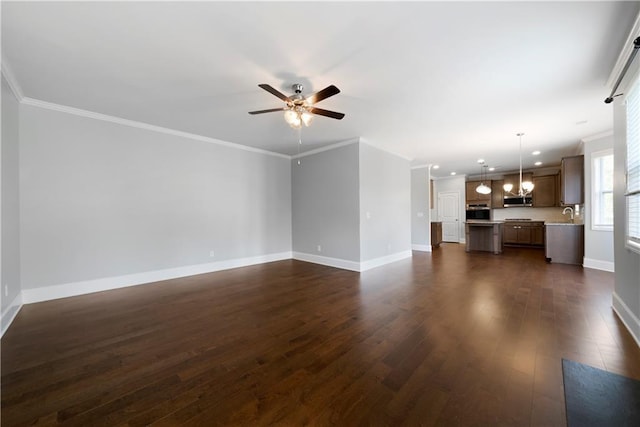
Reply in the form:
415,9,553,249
249,83,345,129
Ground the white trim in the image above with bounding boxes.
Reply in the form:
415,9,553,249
1,60,24,101
581,130,614,144
359,137,413,162
583,257,615,272
606,13,640,89
1,292,23,337
360,250,413,271
293,252,361,272
612,291,640,348
293,250,413,272
591,148,614,231
411,164,431,170
412,244,432,252
291,138,360,159
21,252,292,304
20,97,290,159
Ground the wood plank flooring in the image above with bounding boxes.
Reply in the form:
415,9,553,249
3,244,640,426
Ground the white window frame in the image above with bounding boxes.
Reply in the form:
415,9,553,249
625,73,640,254
591,149,614,231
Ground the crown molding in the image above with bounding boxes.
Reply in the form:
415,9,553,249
1,58,24,101
359,137,413,162
291,137,360,159
606,12,640,89
411,164,431,170
581,130,614,143
20,97,290,159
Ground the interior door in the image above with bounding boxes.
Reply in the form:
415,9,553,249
438,191,460,243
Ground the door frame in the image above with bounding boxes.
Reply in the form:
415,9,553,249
438,190,461,243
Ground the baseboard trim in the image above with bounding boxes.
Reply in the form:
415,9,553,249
293,250,413,272
612,291,640,348
292,252,361,272
583,257,615,272
412,244,432,252
1,292,23,337
21,252,293,304
360,250,413,271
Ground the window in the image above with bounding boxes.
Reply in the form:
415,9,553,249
592,149,614,230
626,75,640,253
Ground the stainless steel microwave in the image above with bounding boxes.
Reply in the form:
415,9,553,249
503,196,533,207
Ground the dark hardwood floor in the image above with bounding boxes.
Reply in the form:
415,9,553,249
3,243,640,426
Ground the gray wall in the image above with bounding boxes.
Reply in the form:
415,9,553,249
19,104,292,290
359,143,411,261
1,75,21,313
291,142,360,262
411,167,431,249
583,135,614,269
613,58,640,341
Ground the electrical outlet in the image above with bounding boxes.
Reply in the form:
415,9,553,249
4,285,8,297
209,250,215,258
317,245,322,252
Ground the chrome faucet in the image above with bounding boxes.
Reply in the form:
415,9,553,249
562,206,574,221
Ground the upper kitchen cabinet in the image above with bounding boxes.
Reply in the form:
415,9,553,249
465,181,491,203
491,179,504,209
560,155,584,206
532,174,558,207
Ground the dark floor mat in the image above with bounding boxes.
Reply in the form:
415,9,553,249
563,358,640,427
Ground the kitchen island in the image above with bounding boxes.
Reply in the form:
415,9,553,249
465,220,504,254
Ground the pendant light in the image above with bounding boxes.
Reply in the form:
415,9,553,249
476,161,492,194
503,132,534,197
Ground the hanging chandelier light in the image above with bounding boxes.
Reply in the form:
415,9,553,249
503,132,534,197
476,161,492,194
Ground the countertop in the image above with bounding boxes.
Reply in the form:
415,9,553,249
465,220,504,225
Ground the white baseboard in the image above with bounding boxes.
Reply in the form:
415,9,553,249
293,250,413,272
292,252,361,272
412,244,432,252
612,291,640,348
583,258,615,272
1,292,23,337
360,250,413,271
21,251,293,304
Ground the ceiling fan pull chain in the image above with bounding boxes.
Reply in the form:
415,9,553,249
297,127,302,165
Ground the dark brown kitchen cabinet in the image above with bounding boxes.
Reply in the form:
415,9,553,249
560,155,584,206
491,179,504,209
431,222,443,248
503,221,545,246
532,175,558,207
430,179,434,209
465,181,491,203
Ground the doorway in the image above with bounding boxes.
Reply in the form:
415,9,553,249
438,191,460,243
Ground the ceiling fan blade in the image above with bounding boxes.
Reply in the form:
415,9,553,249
248,108,285,115
258,84,291,102
307,106,345,120
305,85,340,104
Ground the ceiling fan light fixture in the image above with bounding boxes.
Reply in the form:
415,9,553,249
503,183,514,193
284,109,298,126
300,110,313,127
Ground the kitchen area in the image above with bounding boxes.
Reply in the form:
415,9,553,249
463,155,585,264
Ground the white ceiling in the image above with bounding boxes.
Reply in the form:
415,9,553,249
3,1,639,178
